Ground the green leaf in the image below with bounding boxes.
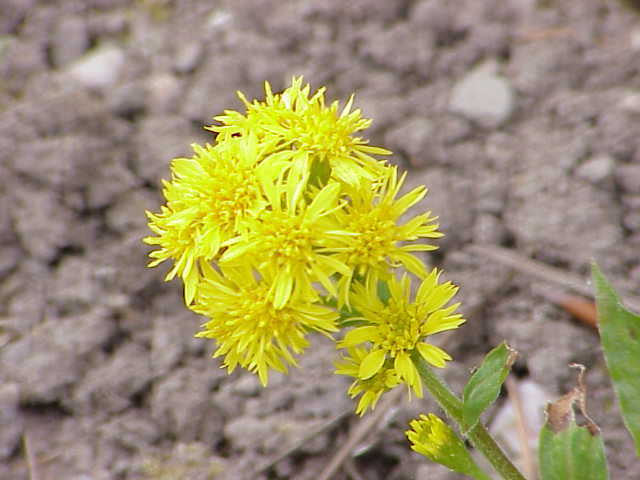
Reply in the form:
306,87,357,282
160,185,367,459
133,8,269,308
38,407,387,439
592,263,640,456
539,364,608,480
462,342,517,433
539,421,608,480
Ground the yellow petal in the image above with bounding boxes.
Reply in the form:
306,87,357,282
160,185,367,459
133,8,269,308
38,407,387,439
394,353,413,382
417,343,452,368
273,272,294,309
339,326,379,348
359,349,386,379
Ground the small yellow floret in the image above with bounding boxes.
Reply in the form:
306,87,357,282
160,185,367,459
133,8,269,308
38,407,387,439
144,136,271,304
329,166,443,306
193,265,339,386
335,346,401,415
406,414,488,478
220,180,350,308
337,272,464,401
210,76,390,186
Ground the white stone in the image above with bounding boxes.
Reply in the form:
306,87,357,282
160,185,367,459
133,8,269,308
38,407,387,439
67,44,125,89
630,28,640,50
206,9,232,31
618,92,640,114
575,155,615,184
146,73,181,113
449,61,515,128
173,42,203,74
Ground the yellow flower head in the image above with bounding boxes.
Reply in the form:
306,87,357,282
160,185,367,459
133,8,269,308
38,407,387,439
337,271,465,399
335,346,401,415
407,413,454,460
220,180,350,308
193,264,339,386
329,166,443,306
144,135,271,304
210,76,390,186
406,414,489,478
144,76,466,400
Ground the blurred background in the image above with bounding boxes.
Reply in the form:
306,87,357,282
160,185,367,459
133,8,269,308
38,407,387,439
1,0,639,478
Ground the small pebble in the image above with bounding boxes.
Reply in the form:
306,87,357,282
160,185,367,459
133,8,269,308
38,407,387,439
173,42,204,74
630,28,640,50
575,155,615,184
449,61,515,128
67,44,125,89
146,73,181,113
618,92,640,114
206,9,232,31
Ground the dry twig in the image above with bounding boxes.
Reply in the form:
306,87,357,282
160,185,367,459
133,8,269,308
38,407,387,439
505,376,536,480
317,388,404,480
252,407,352,475
468,244,640,313
24,433,40,480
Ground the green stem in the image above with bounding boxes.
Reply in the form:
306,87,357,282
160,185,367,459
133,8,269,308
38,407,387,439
412,353,527,480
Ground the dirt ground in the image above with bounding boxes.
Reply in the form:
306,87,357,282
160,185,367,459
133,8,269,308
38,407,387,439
1,0,640,479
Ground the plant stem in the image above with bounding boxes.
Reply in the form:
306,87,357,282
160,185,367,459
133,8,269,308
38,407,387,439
412,353,527,480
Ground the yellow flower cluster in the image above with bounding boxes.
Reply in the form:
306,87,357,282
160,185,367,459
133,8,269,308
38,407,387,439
336,271,464,414
144,77,464,406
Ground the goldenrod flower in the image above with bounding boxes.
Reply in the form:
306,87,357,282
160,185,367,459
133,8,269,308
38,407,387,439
193,265,339,386
210,76,390,186
328,166,443,306
335,346,401,415
144,76,467,407
406,414,490,479
144,136,273,304
337,271,464,399
220,180,350,308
